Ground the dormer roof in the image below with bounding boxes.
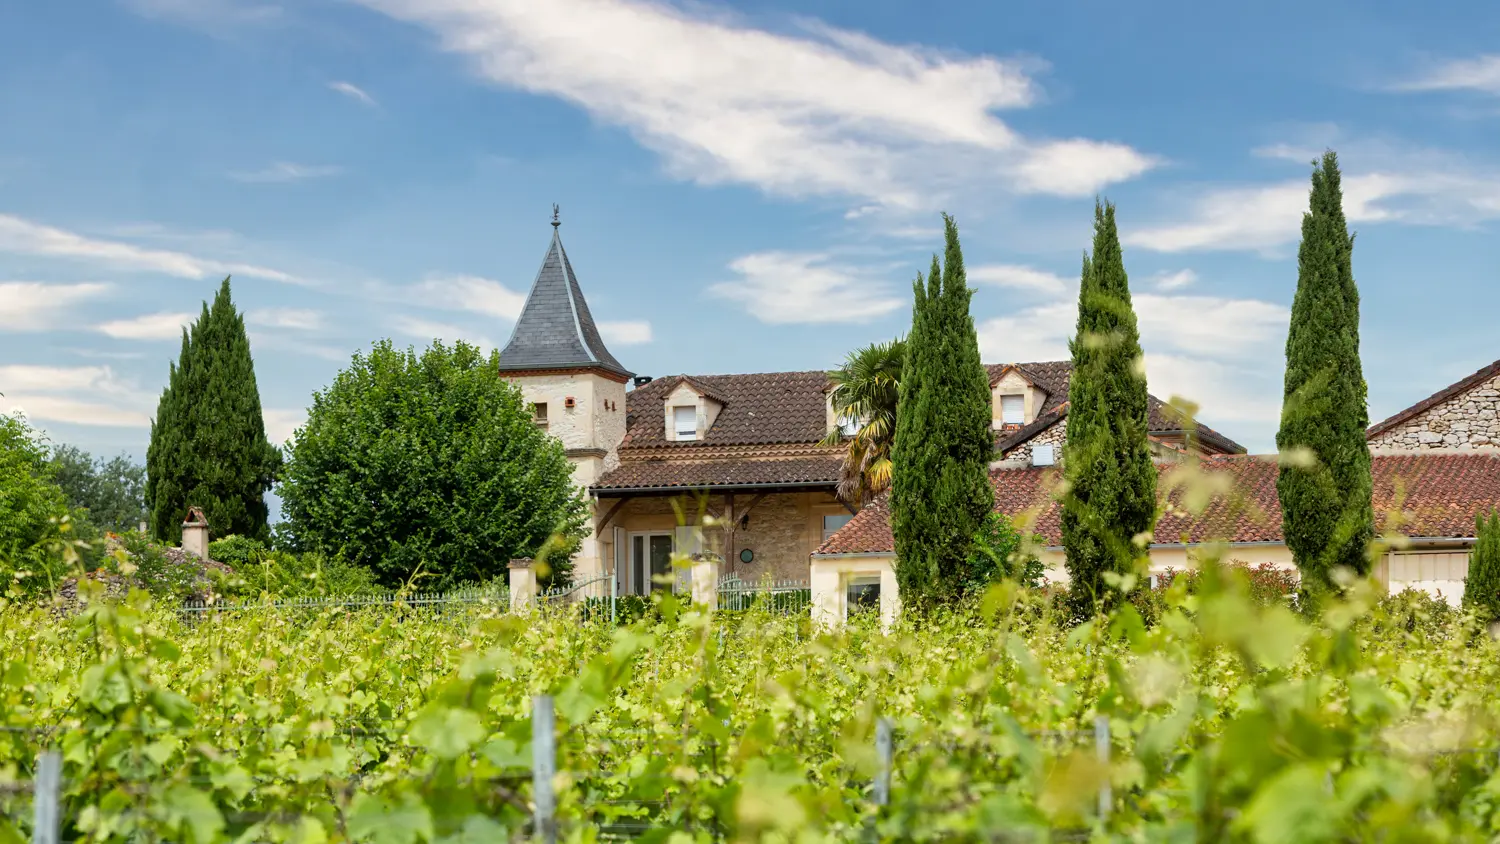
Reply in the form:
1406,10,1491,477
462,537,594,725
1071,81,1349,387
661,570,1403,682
497,219,632,380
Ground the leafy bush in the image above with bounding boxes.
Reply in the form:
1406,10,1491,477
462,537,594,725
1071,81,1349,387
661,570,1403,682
277,339,589,590
964,511,1045,592
207,535,380,600
49,445,147,534
0,414,98,596
96,531,216,601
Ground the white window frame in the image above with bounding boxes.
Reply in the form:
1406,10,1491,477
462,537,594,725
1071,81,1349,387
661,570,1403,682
1000,393,1025,425
837,414,860,438
673,405,698,441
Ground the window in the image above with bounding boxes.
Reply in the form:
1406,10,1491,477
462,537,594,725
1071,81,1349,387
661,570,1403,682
847,574,881,617
673,405,698,441
1000,394,1025,425
837,414,859,438
822,513,853,542
532,402,549,428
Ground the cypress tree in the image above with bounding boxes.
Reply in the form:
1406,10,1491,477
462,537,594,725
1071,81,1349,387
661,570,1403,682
1060,199,1156,612
1275,151,1374,598
146,277,281,544
1463,510,1500,622
890,214,994,607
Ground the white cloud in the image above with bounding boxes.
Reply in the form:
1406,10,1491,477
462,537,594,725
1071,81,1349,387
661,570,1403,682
229,162,343,184
709,251,904,324
1152,269,1197,291
968,263,1070,294
0,281,111,329
1127,143,1500,254
976,289,1289,436
0,364,153,428
417,274,527,320
328,81,378,106
1395,55,1500,95
96,312,194,340
392,315,495,352
262,407,306,445
0,213,295,282
349,0,1156,210
599,320,652,346
248,308,323,330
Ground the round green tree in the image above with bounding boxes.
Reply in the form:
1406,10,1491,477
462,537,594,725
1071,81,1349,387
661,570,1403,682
277,339,589,590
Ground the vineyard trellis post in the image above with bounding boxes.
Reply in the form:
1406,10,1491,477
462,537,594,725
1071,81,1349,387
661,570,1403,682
532,694,557,844
32,751,60,844
1095,716,1111,820
874,717,893,807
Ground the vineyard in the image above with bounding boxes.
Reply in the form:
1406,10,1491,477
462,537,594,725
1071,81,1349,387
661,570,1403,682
2,568,1500,842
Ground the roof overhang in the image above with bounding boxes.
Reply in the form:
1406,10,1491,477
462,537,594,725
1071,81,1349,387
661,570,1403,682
591,480,837,498
498,363,632,382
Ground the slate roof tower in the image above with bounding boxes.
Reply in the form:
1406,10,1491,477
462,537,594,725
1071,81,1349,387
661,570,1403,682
498,209,633,586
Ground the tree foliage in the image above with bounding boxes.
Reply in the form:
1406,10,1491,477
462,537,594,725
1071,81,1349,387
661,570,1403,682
890,214,995,607
1060,199,1156,612
0,413,81,593
146,278,281,544
277,339,590,590
821,338,905,508
1275,151,1374,598
50,445,147,534
1463,510,1500,622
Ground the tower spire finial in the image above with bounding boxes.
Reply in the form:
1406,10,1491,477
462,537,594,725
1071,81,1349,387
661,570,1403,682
551,203,560,229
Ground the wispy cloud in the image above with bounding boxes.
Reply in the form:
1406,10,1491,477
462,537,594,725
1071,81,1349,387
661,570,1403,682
1393,55,1500,95
122,0,283,28
248,308,323,330
1126,153,1500,254
96,312,194,340
709,252,903,324
392,315,495,352
350,0,1156,213
262,407,307,445
328,81,378,106
599,320,652,346
0,213,295,282
1152,269,1197,291
0,364,154,428
416,274,528,320
968,263,1071,294
229,162,343,184
0,281,111,330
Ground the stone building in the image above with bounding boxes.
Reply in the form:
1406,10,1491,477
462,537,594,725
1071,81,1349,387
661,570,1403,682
496,219,1245,592
1368,359,1500,453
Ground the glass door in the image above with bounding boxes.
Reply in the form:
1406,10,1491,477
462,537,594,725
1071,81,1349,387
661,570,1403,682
629,532,675,595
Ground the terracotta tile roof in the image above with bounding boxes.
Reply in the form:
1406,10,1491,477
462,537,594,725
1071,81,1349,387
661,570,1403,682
621,371,832,449
988,362,1245,456
815,453,1500,554
592,453,845,491
1368,358,1500,438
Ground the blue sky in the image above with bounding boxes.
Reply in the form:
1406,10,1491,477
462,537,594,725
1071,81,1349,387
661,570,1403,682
1,0,1498,462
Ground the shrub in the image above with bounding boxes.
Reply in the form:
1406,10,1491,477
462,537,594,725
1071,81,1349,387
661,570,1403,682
208,535,381,600
964,511,1045,592
1463,510,1500,622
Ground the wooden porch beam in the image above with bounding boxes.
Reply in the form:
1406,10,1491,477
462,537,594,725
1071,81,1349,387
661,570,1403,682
596,497,631,532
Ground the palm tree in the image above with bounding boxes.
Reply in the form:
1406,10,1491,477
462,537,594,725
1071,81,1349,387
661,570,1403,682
822,338,905,508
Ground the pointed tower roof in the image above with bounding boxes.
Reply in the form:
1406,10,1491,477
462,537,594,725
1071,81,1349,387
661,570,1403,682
497,211,632,380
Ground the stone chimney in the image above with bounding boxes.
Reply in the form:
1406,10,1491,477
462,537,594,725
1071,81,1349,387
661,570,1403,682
181,507,209,559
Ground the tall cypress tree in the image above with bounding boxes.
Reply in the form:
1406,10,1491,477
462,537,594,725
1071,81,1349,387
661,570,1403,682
1463,511,1500,622
146,277,281,544
1060,200,1156,612
890,214,994,607
1276,151,1373,596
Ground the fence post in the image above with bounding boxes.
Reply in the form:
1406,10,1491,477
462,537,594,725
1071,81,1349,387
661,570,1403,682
532,695,556,844
33,751,61,844
509,558,537,614
874,717,893,808
690,554,721,611
1095,715,1111,821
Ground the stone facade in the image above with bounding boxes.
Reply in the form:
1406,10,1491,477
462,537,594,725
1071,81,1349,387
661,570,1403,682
1368,373,1500,453
995,418,1066,468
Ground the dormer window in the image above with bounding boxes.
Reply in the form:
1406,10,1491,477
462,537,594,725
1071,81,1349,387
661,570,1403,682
673,406,698,441
837,414,860,438
1000,394,1025,426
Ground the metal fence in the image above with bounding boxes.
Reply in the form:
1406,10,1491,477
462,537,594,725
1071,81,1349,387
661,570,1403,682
179,585,511,615
716,575,810,614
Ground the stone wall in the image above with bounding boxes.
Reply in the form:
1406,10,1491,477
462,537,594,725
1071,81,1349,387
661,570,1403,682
605,491,846,583
1368,373,1500,453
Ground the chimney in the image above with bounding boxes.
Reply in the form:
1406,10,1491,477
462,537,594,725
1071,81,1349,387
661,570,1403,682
181,507,210,559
